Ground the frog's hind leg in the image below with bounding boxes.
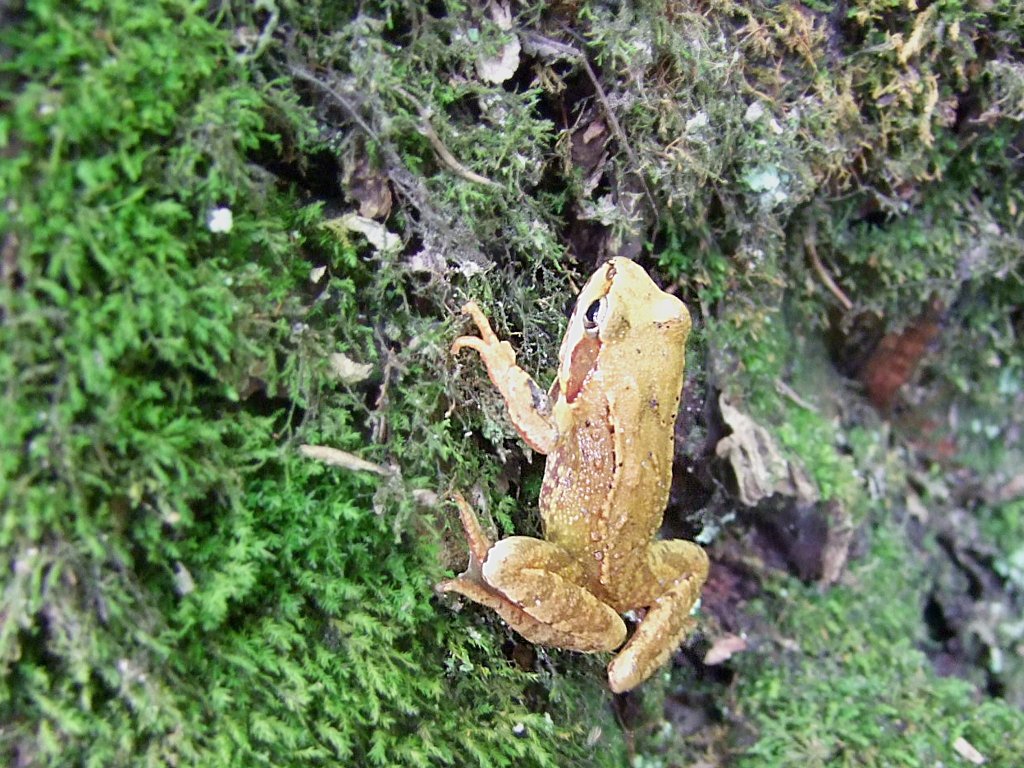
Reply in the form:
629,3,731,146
607,539,709,693
438,494,626,653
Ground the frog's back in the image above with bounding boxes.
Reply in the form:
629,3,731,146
595,264,689,557
542,324,688,577
538,392,616,569
539,258,691,593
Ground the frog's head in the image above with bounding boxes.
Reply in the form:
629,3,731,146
564,258,689,346
558,258,690,402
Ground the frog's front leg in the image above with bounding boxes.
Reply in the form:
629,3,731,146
439,493,626,653
607,540,710,693
451,302,559,454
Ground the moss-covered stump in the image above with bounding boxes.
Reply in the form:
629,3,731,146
3,1,1023,766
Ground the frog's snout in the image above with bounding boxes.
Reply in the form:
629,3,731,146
649,294,690,330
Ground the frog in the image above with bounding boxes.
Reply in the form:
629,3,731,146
439,257,709,693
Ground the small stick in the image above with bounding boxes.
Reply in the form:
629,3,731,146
775,379,818,411
526,31,659,227
289,64,385,145
299,444,396,476
804,229,853,311
392,84,499,188
417,111,500,188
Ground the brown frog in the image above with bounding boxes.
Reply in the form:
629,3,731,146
440,258,708,692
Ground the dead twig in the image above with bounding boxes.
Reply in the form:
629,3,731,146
524,30,660,229
299,444,397,477
804,227,853,311
417,115,500,188
291,65,497,213
287,65,439,222
289,64,385,145
393,85,499,188
775,379,818,411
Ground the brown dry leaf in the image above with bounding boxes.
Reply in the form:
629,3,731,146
715,396,819,507
343,143,392,219
703,633,748,666
571,116,608,183
581,119,606,144
475,2,520,84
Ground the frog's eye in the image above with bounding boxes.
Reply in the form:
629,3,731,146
582,297,606,336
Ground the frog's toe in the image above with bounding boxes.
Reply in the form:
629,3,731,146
450,334,488,356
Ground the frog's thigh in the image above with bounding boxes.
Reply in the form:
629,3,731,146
482,536,627,653
607,540,709,693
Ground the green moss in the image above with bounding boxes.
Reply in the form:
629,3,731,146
0,2,627,765
734,524,1024,767
4,0,1024,764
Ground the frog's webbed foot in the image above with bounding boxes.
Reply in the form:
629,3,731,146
607,540,709,693
439,493,626,653
451,302,559,454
